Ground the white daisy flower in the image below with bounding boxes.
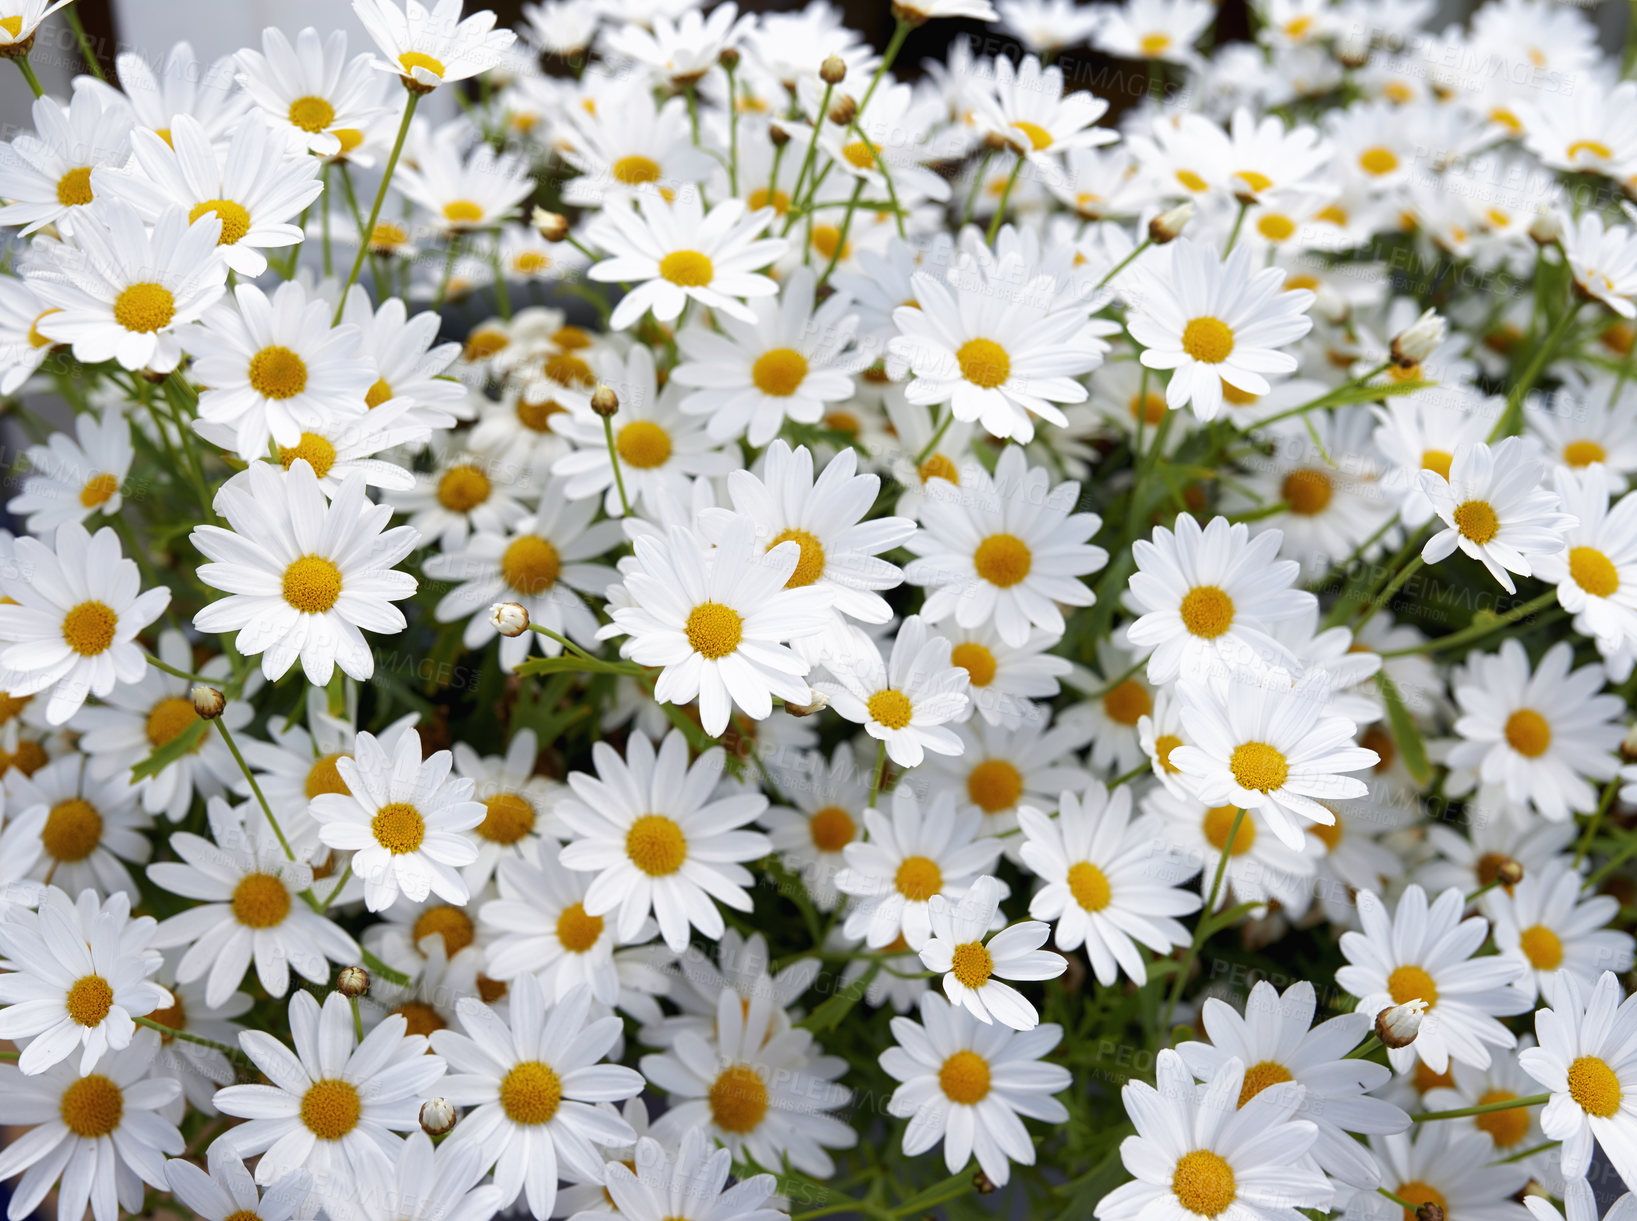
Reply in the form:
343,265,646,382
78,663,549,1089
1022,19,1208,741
558,730,771,954
919,875,1065,1030
0,885,170,1075
585,187,786,331
880,992,1071,1187
396,137,533,235
1527,372,1637,492
1144,786,1316,917
390,448,532,552
234,26,391,158
760,743,870,913
164,1144,311,1221
1421,1038,1551,1169
323,1129,503,1221
309,727,484,912
974,53,1116,168
0,0,74,54
1336,884,1530,1073
338,284,470,433
3,752,151,898
0,276,57,396
0,1028,181,1221
1371,387,1498,527
557,81,715,208
147,799,359,1007
214,989,449,1187
430,978,643,1220
1523,1178,1634,1221
835,785,1002,951
921,713,1092,843
147,968,252,1115
1537,466,1637,666
1125,238,1316,422
1340,1124,1530,1221
1561,208,1637,318
601,1130,782,1221
200,401,425,495
0,521,169,725
905,445,1106,648
0,91,131,237
1094,0,1213,61
641,927,812,1050
191,461,420,686
816,617,970,768
7,408,131,536
353,0,517,91
1420,436,1577,594
943,621,1069,731
450,729,564,891
1491,857,1634,1005
1017,782,1200,986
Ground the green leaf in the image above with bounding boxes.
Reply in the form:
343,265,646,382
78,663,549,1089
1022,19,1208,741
1375,668,1430,784
130,719,209,782
799,963,877,1032
515,654,638,678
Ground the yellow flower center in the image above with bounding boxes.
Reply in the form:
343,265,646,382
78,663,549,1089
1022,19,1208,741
1067,861,1111,911
1154,734,1183,772
248,345,309,400
1453,499,1499,543
751,347,808,397
1308,810,1344,851
0,15,23,37
305,753,351,799
442,200,483,224
659,250,714,287
371,801,426,855
370,222,408,251
189,198,251,246
939,1049,991,1103
809,806,856,852
1394,1182,1446,1221
56,166,93,207
113,283,175,334
1172,1150,1237,1217
1230,741,1287,792
556,902,604,952
232,873,292,929
398,51,446,79
66,974,114,1026
973,533,1032,587
1203,806,1253,855
612,155,662,185
412,904,474,956
301,1078,362,1140
956,338,1010,389
395,1001,444,1037
868,688,914,730
626,814,687,876
950,642,996,686
709,1064,769,1133
465,329,509,361
1129,391,1169,424
1238,169,1274,193
277,432,337,479
1569,1055,1623,1117
358,378,393,410
843,140,878,169
1570,546,1620,597
770,528,825,587
543,351,594,388
966,758,1023,813
1564,439,1608,467
1175,168,1209,192
430,464,492,516
616,419,673,469
1238,1060,1292,1107
1102,679,1151,726
282,555,343,614
1140,31,1172,54
1012,120,1053,150
1387,963,1438,1009
288,95,336,133
62,600,118,656
895,855,942,902
1182,317,1235,364
684,601,743,659
144,696,199,749
478,793,536,844
43,798,103,861
950,941,993,988
514,251,549,274
1420,448,1453,479
1282,468,1333,515
500,1060,563,1125
1474,1088,1529,1148
1504,708,1551,758
1359,146,1400,175
918,453,959,484
748,187,791,214
60,1075,123,1138
1518,923,1563,970
515,394,566,432
811,224,850,262
1256,214,1295,242
335,129,364,153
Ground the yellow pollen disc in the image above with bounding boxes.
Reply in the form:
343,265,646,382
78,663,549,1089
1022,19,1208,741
1519,923,1563,970
956,337,1010,389
1284,275,1319,293
950,642,995,687
2,740,47,777
1420,448,1453,479
60,1075,123,1139
950,941,993,988
232,873,292,929
543,351,594,388
919,453,960,484
1140,31,1172,55
1230,741,1288,792
1475,1088,1529,1148
1569,1055,1623,1117
514,251,549,274
301,1079,361,1140
189,198,251,246
223,1212,262,1221
148,996,185,1040
1361,725,1395,772
1129,391,1169,424
868,688,915,730
289,95,336,132
372,801,426,855
56,166,93,207
1012,121,1053,151
62,600,117,656
1282,468,1333,516
144,696,199,749
442,200,483,224
1359,146,1400,175
1308,808,1344,850
412,905,475,956
399,50,446,79
684,601,743,659
1414,1063,1453,1094
1182,317,1234,364
335,129,364,153
626,814,687,876
516,395,565,431
1175,168,1209,192
843,140,877,169
1237,1060,1293,1107
278,433,337,479
973,533,1031,588
1179,585,1235,639
616,419,673,469
305,753,351,799
478,792,536,844
394,1001,445,1037
770,528,825,587
65,974,114,1026
1571,546,1621,597
895,855,943,902
1172,1149,1237,1217
248,345,309,400
709,1064,769,1133
113,282,175,334
1203,806,1253,855
659,250,714,287
1394,1182,1446,1221
811,224,850,261
1068,861,1112,911
612,155,662,185
43,798,103,861
556,902,604,952
1564,439,1608,467
477,976,507,1003
0,15,21,36
752,347,809,397
939,1049,991,1103
809,806,856,852
1504,708,1551,758
824,409,859,434
1284,14,1313,35
748,187,791,214
1568,139,1613,162
370,222,407,251
0,691,30,725
967,759,1024,813
436,463,493,513
1103,679,1152,726
282,555,343,614
28,308,60,348
465,329,508,361
1453,499,1499,544
1256,214,1295,242
1388,963,1438,1008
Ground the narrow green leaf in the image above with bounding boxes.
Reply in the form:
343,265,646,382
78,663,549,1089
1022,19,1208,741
131,719,208,782
1375,668,1430,784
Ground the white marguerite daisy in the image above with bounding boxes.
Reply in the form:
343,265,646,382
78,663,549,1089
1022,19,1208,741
760,742,871,912
164,1144,311,1221
920,713,1093,843
204,400,425,495
557,729,772,954
396,138,533,235
147,799,360,1007
975,53,1117,168
1491,857,1634,1004
353,0,516,91
0,90,131,237
309,727,484,912
880,992,1070,1188
1523,1178,1636,1221
601,1130,783,1221
1145,787,1317,916
1336,884,1530,1073
0,521,169,725
919,875,1065,1031
430,977,644,1219
905,445,1106,648
213,989,448,1186
601,2,750,85
191,460,420,685
1125,237,1316,421
338,284,470,432
0,1028,181,1221
942,620,1071,730
835,786,1003,951
449,729,563,891
0,0,74,54
0,275,57,396
1094,0,1213,62
234,26,389,158
816,617,971,768
0,885,170,1076
390,447,533,552
1420,436,1577,594
2,753,152,898
77,40,245,144
557,80,715,208
586,187,786,331
1017,782,1200,986
6,408,131,536
1340,1123,1530,1221
1560,209,1637,319
1537,466,1637,665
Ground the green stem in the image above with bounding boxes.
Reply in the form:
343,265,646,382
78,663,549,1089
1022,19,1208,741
1162,808,1244,1030
818,180,865,285
986,155,1025,245
601,413,633,516
784,82,834,229
135,1016,239,1056
1411,1093,1549,1122
335,91,419,323
1377,589,1558,657
1493,300,1579,439
1095,237,1151,291
528,621,598,662
62,5,106,80
868,739,888,810
1575,777,1621,868
1353,555,1424,634
860,19,910,115
214,718,303,884
357,946,411,989
1224,199,1249,254
959,149,994,228
725,64,740,195
914,408,954,465
488,238,511,319
1346,1033,1383,1060
143,653,216,686
13,54,44,98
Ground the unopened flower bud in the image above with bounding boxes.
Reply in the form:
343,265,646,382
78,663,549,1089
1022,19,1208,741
490,602,530,638
191,685,225,720
770,123,792,147
1495,858,1524,888
1621,721,1637,761
1390,308,1445,367
828,94,857,126
719,46,740,69
820,54,847,85
972,1170,996,1195
1417,1204,1445,1221
784,690,830,718
1149,202,1195,244
591,384,620,417
336,965,370,998
532,207,570,242
420,1097,457,1136
1529,206,1563,246
1375,998,1426,1048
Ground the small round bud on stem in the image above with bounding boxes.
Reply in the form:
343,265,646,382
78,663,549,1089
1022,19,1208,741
532,207,570,242
1389,308,1445,368
828,94,858,126
336,965,370,998
719,46,740,69
490,602,530,638
820,55,847,85
1417,1204,1445,1221
591,384,620,417
1149,202,1195,244
784,690,829,718
1375,999,1426,1048
1495,858,1524,888
191,686,226,720
770,123,792,147
420,1097,457,1136
1528,205,1562,246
